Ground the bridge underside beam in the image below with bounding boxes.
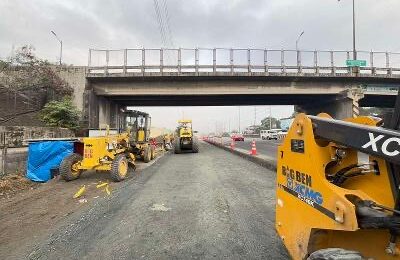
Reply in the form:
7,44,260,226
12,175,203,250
83,92,396,128
297,89,365,119
107,94,338,107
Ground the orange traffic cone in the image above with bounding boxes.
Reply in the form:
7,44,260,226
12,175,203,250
230,139,235,150
250,139,257,155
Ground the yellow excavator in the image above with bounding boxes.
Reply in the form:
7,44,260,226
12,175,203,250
276,95,400,259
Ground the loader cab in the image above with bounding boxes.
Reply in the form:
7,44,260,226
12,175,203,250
123,110,151,144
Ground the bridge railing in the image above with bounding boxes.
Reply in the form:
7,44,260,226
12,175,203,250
87,48,400,77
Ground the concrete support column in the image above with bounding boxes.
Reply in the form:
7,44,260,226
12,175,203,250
98,96,111,128
83,89,127,130
109,102,124,129
83,89,99,128
116,104,126,131
296,87,364,119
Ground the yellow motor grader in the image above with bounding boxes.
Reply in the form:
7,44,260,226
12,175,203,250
276,105,400,258
59,110,155,182
124,110,155,162
59,127,135,182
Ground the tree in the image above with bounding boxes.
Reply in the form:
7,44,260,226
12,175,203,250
40,98,80,129
0,45,74,125
1,45,72,94
261,116,281,130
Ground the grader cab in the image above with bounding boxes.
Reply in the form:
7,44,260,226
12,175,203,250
123,110,155,163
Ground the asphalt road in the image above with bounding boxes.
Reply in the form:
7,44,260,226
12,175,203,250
232,138,281,158
25,142,288,260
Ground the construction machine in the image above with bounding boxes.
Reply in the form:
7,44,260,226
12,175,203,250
59,126,135,182
276,101,400,258
124,110,155,162
59,109,156,182
174,119,199,153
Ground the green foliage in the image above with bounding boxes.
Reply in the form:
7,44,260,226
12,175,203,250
40,98,80,129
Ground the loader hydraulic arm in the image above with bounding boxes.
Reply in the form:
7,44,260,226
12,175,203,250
310,115,400,166
310,115,400,254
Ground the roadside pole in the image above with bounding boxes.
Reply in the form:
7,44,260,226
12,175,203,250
1,145,7,176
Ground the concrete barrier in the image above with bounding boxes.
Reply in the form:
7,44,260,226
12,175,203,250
204,139,277,171
0,147,28,176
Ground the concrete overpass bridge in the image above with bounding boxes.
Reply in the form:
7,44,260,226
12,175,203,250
59,48,400,128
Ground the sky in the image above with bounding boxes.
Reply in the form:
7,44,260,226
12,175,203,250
1,0,400,133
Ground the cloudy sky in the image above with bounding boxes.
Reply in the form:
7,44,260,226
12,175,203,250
1,0,399,133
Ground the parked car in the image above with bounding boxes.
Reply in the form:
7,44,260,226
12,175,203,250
231,133,244,141
260,129,281,140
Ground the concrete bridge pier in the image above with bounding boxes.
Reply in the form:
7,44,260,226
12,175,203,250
98,97,125,129
83,90,125,129
296,88,365,119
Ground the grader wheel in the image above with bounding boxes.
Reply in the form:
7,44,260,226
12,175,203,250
60,153,82,181
110,154,128,182
143,146,152,163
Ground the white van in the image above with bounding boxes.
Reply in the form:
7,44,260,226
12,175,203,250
260,129,281,140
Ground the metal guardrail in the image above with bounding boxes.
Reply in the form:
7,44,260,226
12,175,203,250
87,48,400,77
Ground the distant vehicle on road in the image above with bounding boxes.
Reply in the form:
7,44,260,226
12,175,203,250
278,129,288,135
231,133,244,141
174,119,199,153
260,129,281,140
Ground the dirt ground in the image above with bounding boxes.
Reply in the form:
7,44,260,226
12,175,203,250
0,153,163,259
0,173,38,199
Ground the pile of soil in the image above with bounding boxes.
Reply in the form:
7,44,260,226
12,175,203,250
0,173,37,198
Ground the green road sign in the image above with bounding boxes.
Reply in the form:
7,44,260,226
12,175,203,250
346,59,367,67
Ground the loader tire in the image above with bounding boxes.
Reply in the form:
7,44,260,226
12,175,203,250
192,138,199,153
307,248,363,260
143,146,151,163
60,153,82,181
111,154,128,182
174,138,181,154
150,145,156,160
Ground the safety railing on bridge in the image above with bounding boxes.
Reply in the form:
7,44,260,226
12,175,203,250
87,48,400,77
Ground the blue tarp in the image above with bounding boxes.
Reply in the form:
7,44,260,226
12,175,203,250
26,141,74,182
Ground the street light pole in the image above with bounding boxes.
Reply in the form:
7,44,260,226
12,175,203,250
295,31,305,51
338,0,356,60
238,106,241,133
352,0,356,60
269,106,272,130
296,31,304,68
51,30,62,65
